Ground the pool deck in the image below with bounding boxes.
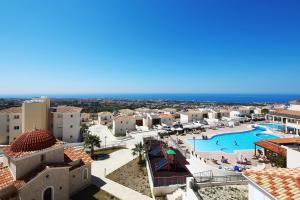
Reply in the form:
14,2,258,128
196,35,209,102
169,123,288,171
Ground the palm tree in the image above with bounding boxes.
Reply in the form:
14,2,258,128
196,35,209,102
132,142,145,164
84,133,101,158
81,124,89,135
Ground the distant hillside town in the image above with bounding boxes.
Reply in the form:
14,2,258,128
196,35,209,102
1,97,300,200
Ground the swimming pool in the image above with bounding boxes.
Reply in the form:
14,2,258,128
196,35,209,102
187,127,278,153
258,123,286,130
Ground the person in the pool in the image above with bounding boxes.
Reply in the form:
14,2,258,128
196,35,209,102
234,140,238,146
216,140,219,145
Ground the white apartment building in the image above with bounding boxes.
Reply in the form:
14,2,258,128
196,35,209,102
0,107,22,144
160,114,175,126
112,115,136,136
52,106,82,143
98,112,113,125
180,110,208,124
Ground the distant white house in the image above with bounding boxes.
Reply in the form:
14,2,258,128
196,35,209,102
180,110,208,124
143,113,161,128
159,114,176,126
98,112,113,125
112,115,136,136
230,110,242,119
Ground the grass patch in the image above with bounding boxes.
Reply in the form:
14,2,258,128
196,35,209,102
71,185,119,200
107,158,152,197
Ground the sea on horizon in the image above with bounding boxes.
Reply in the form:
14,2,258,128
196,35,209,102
1,93,300,104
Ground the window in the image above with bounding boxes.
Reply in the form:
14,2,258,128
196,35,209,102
14,126,19,130
70,135,73,139
70,125,73,128
83,168,88,180
41,154,45,162
70,114,73,118
14,115,19,119
121,121,123,124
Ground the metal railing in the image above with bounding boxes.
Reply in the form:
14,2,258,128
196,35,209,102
153,176,187,187
194,174,246,184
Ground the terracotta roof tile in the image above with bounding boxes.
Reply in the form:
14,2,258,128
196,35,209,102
0,107,22,113
0,166,14,190
64,147,92,165
244,168,300,200
56,106,82,113
3,129,64,159
10,129,57,152
272,109,300,117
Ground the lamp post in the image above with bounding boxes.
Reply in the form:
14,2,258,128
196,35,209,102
193,136,195,153
104,136,107,148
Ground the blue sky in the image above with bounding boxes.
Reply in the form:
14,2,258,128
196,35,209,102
0,0,299,94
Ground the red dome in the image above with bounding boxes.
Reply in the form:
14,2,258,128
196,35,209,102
10,129,57,152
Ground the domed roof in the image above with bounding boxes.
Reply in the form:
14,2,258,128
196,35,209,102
10,129,57,152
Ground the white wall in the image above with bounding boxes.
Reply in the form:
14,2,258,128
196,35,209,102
286,148,300,168
180,114,189,124
113,118,136,136
248,182,274,200
53,113,63,139
98,113,113,125
289,104,300,111
8,113,22,142
0,114,8,144
62,112,81,142
230,111,241,118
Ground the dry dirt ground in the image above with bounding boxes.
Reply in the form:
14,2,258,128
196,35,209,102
107,158,152,197
199,185,248,200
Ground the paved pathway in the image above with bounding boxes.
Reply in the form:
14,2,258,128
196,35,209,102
91,149,153,200
89,124,117,146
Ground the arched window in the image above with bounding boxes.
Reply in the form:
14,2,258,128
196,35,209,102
43,186,54,200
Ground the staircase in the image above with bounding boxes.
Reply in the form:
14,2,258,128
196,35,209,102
166,188,185,200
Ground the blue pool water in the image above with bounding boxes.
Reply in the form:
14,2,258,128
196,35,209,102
259,123,286,130
188,127,279,153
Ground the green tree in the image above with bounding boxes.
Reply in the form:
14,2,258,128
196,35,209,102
81,123,89,135
84,133,101,159
132,142,145,164
261,109,269,115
